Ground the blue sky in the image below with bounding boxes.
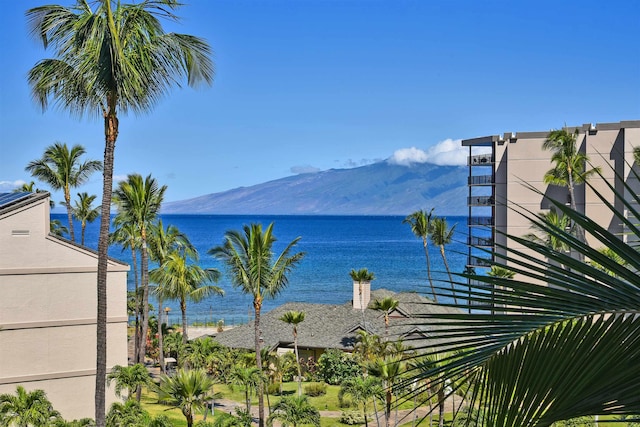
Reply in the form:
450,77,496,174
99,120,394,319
1,0,639,205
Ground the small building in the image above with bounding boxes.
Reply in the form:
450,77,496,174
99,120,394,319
0,192,129,420
213,280,462,359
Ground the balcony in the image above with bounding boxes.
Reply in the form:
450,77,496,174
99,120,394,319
468,175,494,185
468,154,494,166
467,256,492,267
468,196,494,206
468,216,494,226
468,236,493,247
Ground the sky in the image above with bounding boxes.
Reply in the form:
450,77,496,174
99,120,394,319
1,0,639,206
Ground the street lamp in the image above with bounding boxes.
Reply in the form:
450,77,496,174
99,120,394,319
164,307,171,327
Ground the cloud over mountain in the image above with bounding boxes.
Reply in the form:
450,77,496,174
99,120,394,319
388,138,466,167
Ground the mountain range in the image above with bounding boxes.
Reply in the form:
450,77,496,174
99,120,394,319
161,161,468,216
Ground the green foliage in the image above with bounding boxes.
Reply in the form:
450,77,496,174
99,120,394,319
107,364,152,401
338,410,366,425
317,349,360,385
267,395,320,427
552,416,595,426
349,268,375,282
156,369,216,427
0,386,62,426
408,165,640,425
303,383,327,397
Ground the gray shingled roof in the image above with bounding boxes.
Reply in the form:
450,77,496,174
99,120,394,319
211,289,463,353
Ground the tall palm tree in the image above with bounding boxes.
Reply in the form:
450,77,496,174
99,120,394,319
210,222,305,427
26,2,214,422
279,310,306,396
542,128,601,246
113,173,166,365
350,268,375,328
430,217,457,304
148,220,196,373
72,192,100,246
157,369,216,427
25,142,102,241
0,386,62,426
403,209,437,302
372,297,399,339
404,169,640,425
150,251,223,344
524,208,572,253
106,364,152,402
266,395,321,427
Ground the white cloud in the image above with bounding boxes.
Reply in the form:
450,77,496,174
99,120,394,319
387,138,468,167
291,165,321,174
0,180,26,192
113,175,128,183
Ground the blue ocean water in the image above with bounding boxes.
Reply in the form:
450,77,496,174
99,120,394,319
53,214,469,325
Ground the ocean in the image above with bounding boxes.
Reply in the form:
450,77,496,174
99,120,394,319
52,214,469,325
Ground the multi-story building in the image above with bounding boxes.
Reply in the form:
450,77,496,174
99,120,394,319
0,192,129,420
463,120,640,272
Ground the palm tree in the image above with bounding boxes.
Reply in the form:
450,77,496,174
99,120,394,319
26,2,214,422
113,174,166,365
372,297,399,339
267,395,320,427
0,386,62,426
350,268,375,327
110,216,142,361
542,128,601,246
279,310,306,396
487,265,515,279
209,222,305,427
12,181,37,193
25,142,102,242
50,219,69,237
228,366,262,415
72,192,100,246
339,376,382,427
106,364,152,402
157,369,215,427
367,356,407,427
404,168,640,425
430,216,457,304
150,251,223,344
524,208,572,253
403,209,437,301
148,220,196,372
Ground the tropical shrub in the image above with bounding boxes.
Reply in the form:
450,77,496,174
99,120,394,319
316,349,359,385
338,410,366,425
303,382,327,397
0,386,62,426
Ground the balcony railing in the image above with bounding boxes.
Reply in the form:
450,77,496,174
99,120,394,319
468,196,495,206
468,154,494,166
468,256,492,267
468,216,494,226
468,236,493,246
468,175,494,185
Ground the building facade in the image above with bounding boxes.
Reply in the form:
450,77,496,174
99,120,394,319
0,192,129,420
463,120,640,271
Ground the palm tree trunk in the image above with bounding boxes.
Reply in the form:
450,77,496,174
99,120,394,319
440,246,457,304
132,247,141,365
438,388,445,427
181,297,189,344
138,236,150,365
373,396,381,427
294,331,302,397
254,299,265,427
158,296,165,373
95,113,117,427
423,239,437,302
363,402,369,427
385,389,392,427
81,222,86,246
64,186,75,241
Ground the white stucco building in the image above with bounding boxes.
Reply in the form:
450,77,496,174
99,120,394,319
0,192,129,420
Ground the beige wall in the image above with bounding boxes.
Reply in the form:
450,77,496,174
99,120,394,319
0,194,129,420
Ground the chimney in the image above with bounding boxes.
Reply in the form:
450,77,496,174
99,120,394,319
353,280,371,310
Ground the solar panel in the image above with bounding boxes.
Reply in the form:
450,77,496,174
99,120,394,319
0,192,32,209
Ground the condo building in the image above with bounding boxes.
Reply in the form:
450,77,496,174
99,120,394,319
463,120,640,271
0,192,128,420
